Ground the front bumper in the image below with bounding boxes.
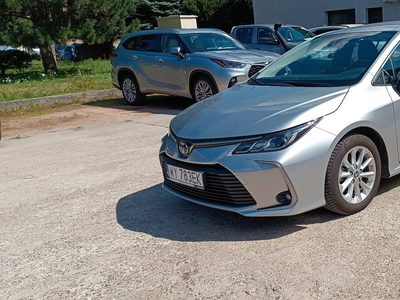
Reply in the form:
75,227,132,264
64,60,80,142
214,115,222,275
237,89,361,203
159,126,335,217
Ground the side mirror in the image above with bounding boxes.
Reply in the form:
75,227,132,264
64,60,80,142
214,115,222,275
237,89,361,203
266,38,279,45
170,47,184,59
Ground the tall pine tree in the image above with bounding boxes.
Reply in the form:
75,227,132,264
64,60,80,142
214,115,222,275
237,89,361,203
0,0,139,73
135,0,184,29
183,0,253,33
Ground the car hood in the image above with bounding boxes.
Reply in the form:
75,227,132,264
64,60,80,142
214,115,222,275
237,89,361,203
171,84,349,139
195,49,280,63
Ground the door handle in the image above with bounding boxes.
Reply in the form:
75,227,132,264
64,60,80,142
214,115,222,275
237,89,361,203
158,58,164,63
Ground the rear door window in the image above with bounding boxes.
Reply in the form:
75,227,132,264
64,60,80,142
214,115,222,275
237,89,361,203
122,36,141,50
122,35,160,52
138,35,160,52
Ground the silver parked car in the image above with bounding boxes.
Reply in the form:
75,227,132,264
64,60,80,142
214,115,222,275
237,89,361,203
230,24,315,54
159,21,400,217
110,28,279,105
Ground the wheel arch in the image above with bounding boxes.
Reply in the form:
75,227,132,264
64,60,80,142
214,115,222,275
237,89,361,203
117,68,139,90
337,126,389,178
189,70,219,96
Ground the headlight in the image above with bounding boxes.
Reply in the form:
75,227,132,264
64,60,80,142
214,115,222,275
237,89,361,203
211,58,246,69
233,120,319,154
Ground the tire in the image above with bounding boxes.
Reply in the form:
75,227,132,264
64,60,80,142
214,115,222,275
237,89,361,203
325,134,381,215
121,74,145,105
191,76,217,102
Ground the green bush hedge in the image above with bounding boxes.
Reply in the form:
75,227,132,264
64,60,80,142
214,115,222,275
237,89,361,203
0,50,33,76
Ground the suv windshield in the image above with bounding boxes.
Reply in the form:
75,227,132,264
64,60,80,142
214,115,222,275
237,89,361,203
252,31,396,87
181,32,246,52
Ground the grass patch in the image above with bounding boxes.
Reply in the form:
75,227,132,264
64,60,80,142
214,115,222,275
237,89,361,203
0,96,124,121
0,98,88,119
0,59,113,102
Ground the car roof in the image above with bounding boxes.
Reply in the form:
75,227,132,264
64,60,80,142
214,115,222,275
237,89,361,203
330,21,400,33
122,28,226,38
339,24,365,28
309,24,364,30
232,24,306,29
309,25,347,31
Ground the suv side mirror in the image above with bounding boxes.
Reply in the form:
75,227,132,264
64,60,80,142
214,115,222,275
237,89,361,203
266,38,279,45
170,47,184,59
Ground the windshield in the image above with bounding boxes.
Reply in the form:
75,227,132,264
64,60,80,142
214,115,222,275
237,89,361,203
252,31,396,87
181,32,246,52
279,26,315,42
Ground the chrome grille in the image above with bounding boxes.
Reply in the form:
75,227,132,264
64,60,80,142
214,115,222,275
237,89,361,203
160,154,256,206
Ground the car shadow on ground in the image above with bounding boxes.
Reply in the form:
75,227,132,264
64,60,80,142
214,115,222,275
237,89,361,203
116,175,400,242
116,183,342,242
84,94,193,115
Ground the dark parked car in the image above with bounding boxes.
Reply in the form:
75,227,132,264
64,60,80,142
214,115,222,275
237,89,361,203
63,45,76,61
55,44,67,61
230,23,315,54
308,24,363,36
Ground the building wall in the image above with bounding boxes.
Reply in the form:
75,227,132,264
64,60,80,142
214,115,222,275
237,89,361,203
252,0,400,28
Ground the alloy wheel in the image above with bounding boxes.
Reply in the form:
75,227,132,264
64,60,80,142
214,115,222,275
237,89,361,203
122,78,137,103
338,146,377,204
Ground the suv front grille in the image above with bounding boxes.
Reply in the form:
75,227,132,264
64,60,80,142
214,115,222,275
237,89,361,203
160,154,256,206
248,64,266,77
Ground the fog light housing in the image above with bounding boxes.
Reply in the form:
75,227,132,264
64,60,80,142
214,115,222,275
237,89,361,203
228,77,237,87
276,191,292,205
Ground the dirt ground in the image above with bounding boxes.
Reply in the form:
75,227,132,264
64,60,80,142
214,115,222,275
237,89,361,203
1,99,133,139
0,95,191,140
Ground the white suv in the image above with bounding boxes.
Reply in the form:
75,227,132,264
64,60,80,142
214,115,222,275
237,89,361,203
110,28,279,105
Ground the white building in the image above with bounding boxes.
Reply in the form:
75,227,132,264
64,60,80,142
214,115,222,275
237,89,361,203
252,0,400,28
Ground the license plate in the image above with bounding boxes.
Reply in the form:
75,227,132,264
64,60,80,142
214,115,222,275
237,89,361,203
166,164,204,189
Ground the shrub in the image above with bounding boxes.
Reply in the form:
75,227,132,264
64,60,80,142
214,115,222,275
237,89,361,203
0,50,33,76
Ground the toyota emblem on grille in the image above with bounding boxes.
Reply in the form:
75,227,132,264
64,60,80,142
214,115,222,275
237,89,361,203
178,140,192,156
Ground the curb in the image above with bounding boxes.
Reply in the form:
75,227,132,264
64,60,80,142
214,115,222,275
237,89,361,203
0,88,120,110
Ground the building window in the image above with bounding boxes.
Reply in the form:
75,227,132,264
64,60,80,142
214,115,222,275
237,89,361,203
328,9,355,25
368,7,383,23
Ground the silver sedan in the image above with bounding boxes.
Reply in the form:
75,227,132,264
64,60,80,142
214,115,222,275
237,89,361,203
159,21,400,216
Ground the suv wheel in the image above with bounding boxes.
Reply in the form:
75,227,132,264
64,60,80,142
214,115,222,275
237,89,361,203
192,76,217,102
121,74,145,105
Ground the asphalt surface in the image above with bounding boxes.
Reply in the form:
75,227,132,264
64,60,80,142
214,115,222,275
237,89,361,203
1,95,400,299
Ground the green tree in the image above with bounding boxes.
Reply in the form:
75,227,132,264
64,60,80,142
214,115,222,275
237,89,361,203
135,0,184,29
183,0,253,33
0,0,139,73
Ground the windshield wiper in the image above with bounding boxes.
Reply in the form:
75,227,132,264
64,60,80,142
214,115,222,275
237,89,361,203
248,77,265,85
283,81,333,87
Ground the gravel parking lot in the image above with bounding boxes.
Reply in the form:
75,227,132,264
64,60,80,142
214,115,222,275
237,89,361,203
1,96,400,299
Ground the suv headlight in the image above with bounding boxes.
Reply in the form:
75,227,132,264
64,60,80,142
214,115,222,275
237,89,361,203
233,120,320,154
211,58,246,69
